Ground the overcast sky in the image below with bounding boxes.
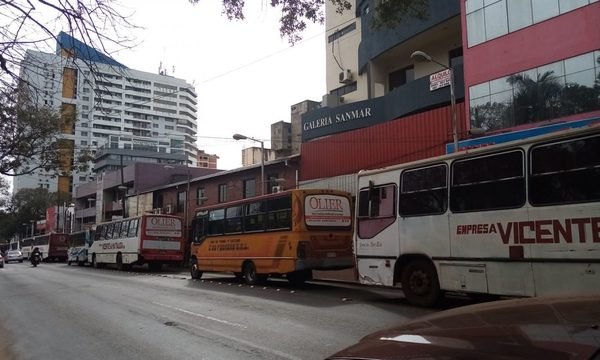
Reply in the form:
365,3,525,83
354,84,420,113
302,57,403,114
114,1,327,170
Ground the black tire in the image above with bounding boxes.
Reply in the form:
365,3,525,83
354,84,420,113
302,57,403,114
19,260,23,263
67,260,72,266
78,261,85,267
116,253,124,271
242,261,260,285
190,259,203,280
401,259,441,307
234,272,243,280
92,254,99,269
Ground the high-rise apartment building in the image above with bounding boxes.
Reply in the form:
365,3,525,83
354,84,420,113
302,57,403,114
14,32,199,195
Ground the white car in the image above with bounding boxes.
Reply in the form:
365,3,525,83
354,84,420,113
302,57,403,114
5,250,24,263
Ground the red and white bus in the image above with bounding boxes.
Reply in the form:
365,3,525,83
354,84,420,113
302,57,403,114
88,214,184,271
355,124,600,306
34,233,69,261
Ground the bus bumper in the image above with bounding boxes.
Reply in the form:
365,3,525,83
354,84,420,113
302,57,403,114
295,256,354,271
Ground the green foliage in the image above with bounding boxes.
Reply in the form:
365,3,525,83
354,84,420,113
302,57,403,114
191,0,426,43
371,0,429,30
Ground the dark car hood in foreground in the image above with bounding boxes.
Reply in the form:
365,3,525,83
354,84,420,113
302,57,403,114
328,296,600,360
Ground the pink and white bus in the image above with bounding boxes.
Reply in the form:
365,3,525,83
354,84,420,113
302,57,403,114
88,214,184,271
355,124,600,306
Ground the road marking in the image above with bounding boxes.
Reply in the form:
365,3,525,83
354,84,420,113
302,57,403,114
152,301,302,360
152,301,247,329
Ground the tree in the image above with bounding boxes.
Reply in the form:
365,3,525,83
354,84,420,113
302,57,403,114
192,0,429,44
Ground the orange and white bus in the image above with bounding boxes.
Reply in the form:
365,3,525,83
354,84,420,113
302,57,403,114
355,124,600,306
190,189,354,285
88,214,184,271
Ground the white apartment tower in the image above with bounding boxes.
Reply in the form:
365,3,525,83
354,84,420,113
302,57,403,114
14,33,198,195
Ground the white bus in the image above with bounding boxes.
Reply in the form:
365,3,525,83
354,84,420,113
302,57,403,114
67,230,94,266
355,124,600,306
88,214,184,271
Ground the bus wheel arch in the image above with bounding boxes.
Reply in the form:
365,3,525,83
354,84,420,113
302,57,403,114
397,255,442,307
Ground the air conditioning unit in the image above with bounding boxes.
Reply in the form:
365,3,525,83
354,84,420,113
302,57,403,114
339,69,352,84
165,204,173,214
152,208,162,214
272,186,283,193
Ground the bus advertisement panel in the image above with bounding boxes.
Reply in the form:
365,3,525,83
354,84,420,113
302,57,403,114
354,125,600,306
190,189,354,286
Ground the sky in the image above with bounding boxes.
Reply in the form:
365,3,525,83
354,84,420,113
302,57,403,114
111,0,327,170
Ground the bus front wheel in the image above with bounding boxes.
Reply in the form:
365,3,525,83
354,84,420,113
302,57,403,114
92,254,99,269
401,259,441,307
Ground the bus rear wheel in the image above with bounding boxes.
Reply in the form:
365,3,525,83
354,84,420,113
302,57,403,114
242,261,265,285
190,260,203,280
92,254,99,269
401,259,441,307
116,253,125,271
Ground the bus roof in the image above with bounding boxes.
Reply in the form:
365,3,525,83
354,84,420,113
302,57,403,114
194,188,351,212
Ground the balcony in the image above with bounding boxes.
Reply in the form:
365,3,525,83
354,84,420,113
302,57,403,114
357,0,460,72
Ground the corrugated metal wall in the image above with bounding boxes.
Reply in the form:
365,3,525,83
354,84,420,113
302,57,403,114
300,103,466,181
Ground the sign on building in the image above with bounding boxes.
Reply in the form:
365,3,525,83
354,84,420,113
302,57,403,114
430,69,451,91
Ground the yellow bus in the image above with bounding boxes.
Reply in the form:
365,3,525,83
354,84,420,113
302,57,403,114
190,189,354,285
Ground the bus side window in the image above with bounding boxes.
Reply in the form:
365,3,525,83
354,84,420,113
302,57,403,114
208,209,225,235
128,219,139,237
244,202,265,232
193,212,208,244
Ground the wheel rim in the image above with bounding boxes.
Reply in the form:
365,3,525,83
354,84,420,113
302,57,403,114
409,270,431,296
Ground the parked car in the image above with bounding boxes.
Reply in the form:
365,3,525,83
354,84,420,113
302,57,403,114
5,250,24,263
326,295,600,360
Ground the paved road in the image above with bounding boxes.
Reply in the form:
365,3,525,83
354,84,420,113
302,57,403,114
0,262,441,360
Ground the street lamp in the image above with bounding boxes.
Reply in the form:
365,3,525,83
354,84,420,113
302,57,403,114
411,50,459,153
233,133,265,195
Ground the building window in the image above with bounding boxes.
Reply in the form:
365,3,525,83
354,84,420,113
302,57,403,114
218,184,227,203
243,178,256,198
389,65,414,92
449,47,463,69
470,50,600,131
330,82,357,97
466,0,596,47
177,191,186,213
196,187,206,206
